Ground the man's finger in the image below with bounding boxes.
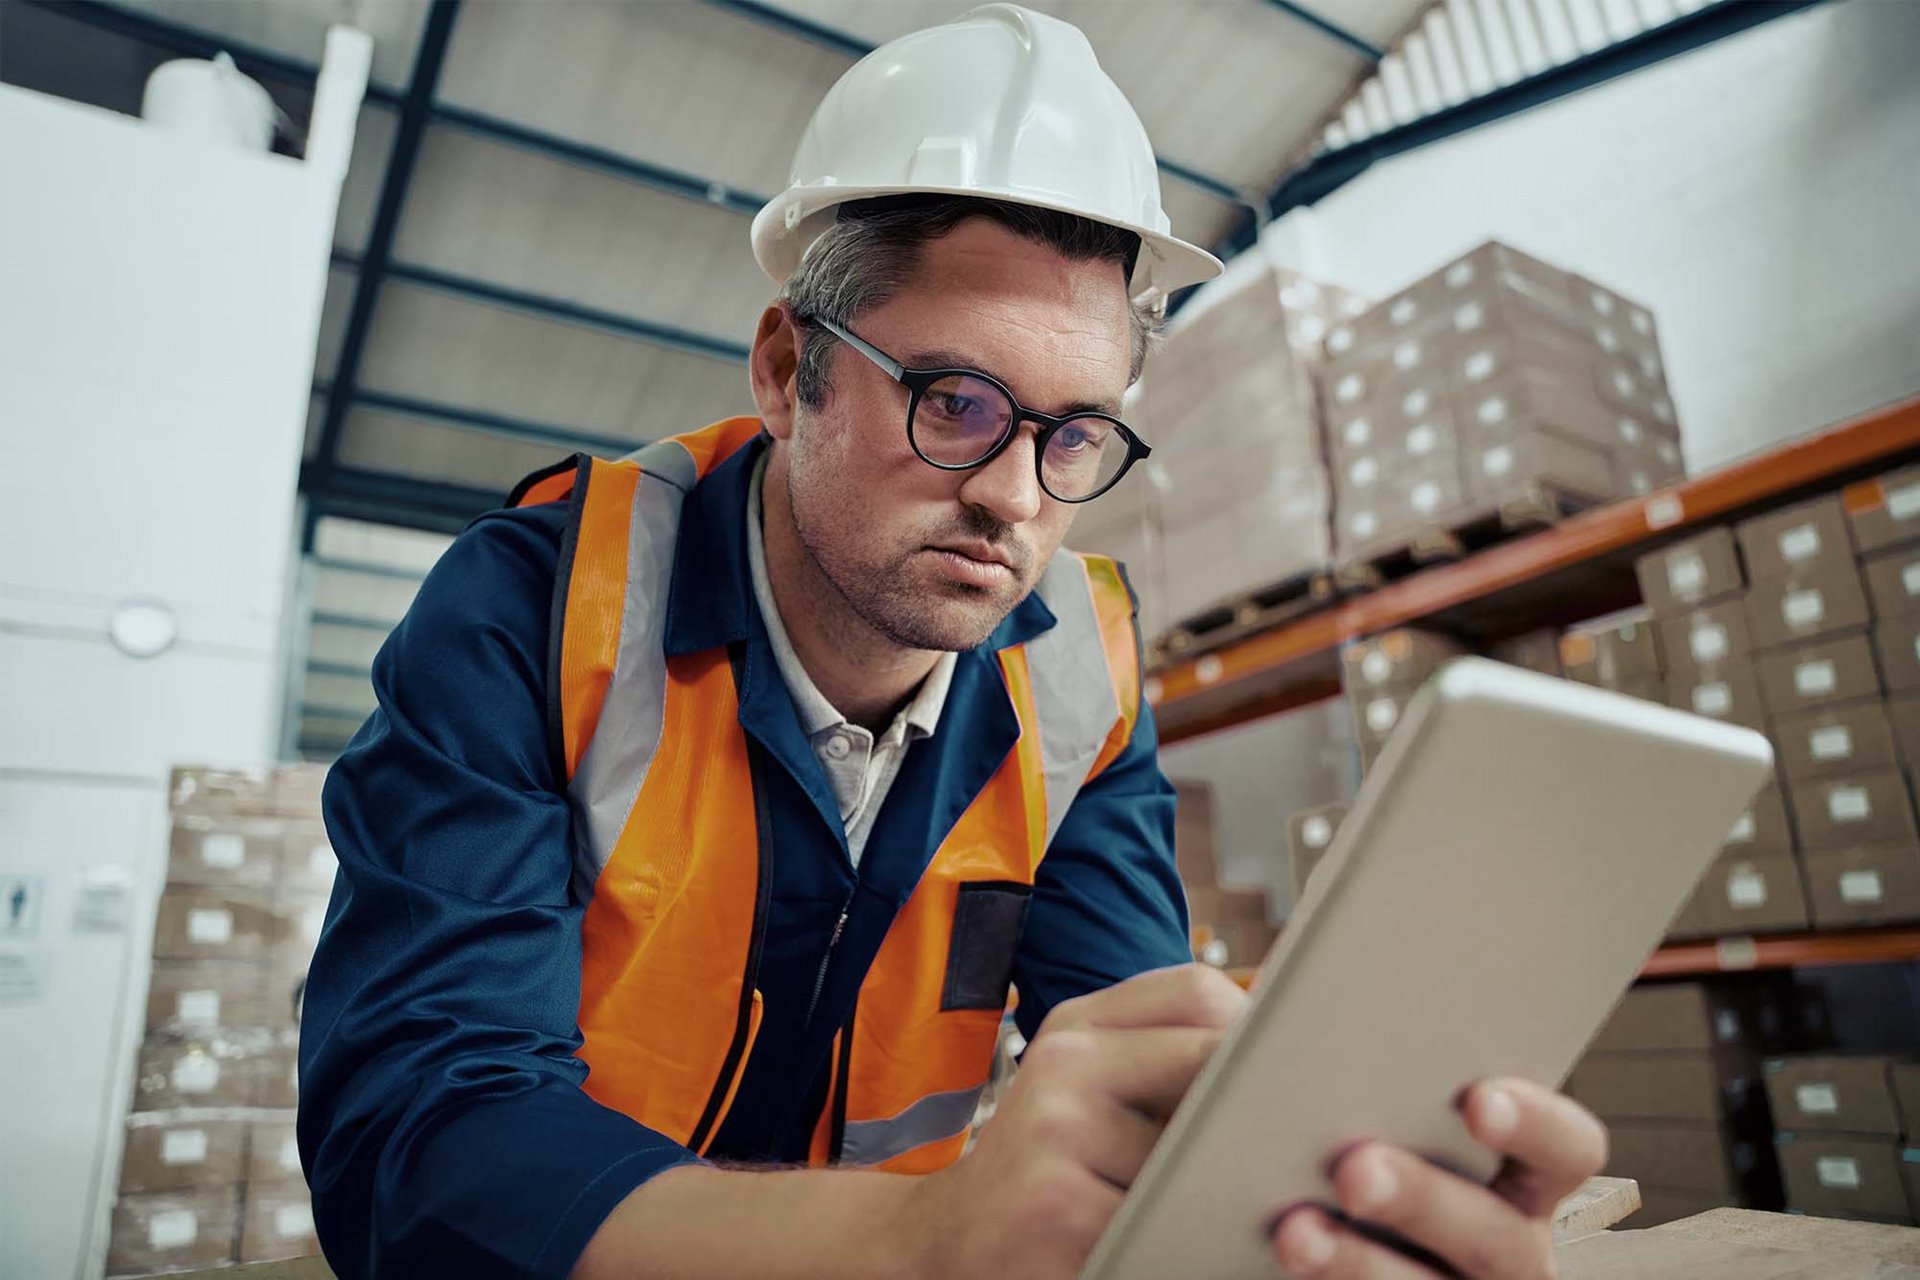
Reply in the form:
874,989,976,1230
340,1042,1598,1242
1272,1207,1435,1280
1041,963,1248,1035
1021,1024,1222,1120
1330,1143,1547,1280
1461,1078,1609,1216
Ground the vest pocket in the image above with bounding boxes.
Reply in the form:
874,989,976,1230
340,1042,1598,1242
941,882,1033,1012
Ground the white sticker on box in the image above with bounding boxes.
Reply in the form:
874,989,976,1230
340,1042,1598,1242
1590,287,1615,316
1361,650,1392,685
1280,284,1301,308
1727,869,1768,908
1689,624,1729,665
274,1203,316,1240
1411,481,1442,515
1657,440,1681,467
1390,296,1419,326
1407,424,1437,456
1828,785,1871,823
172,1052,220,1095
187,908,232,946
1640,353,1662,381
1446,261,1475,289
1328,325,1354,355
1796,1083,1841,1115
1393,339,1422,370
1453,301,1485,332
1302,816,1332,849
1477,396,1508,426
1810,725,1854,761
1618,417,1643,445
1795,660,1837,696
1889,482,1920,522
1350,457,1379,487
1200,937,1229,967
1654,397,1675,425
1783,589,1826,628
1337,374,1366,404
1841,870,1886,904
1631,308,1653,336
1816,1156,1863,1190
177,989,220,1025
1350,510,1379,539
280,1135,302,1174
1668,553,1705,597
1296,314,1326,344
1464,351,1496,382
1342,417,1371,448
1484,446,1515,478
1903,563,1920,597
1402,388,1432,418
1778,523,1822,563
1628,470,1652,496
1693,682,1733,718
1597,326,1620,353
1612,369,1636,398
198,832,245,870
1366,698,1400,735
161,1129,208,1166
148,1208,199,1251
1727,811,1755,843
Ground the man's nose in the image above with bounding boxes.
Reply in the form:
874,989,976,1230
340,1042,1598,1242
956,426,1045,526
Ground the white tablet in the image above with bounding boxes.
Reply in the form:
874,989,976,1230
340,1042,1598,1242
1083,658,1772,1280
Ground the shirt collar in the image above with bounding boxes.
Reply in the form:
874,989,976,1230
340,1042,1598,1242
746,455,954,742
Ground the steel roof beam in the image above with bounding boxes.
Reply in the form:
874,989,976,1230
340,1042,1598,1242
1255,0,1385,62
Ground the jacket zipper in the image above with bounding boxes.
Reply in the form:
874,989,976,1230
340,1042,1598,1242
803,886,856,1030
829,996,856,1163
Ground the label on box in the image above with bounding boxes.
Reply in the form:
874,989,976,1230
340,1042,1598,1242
1619,417,1644,446
1349,510,1379,539
1393,339,1422,370
1402,387,1432,417
187,908,233,946
1657,440,1681,467
1612,369,1636,399
1410,481,1442,515
1727,810,1755,843
172,1052,220,1095
1783,589,1827,628
1727,869,1768,908
1328,325,1354,354
1446,261,1475,289
273,1202,315,1239
1841,870,1886,904
1361,650,1392,685
1589,286,1615,316
1829,786,1872,822
1483,446,1514,478
1816,1155,1863,1190
1903,563,1920,597
160,1129,208,1166
1666,552,1712,598
148,1208,199,1251
177,989,220,1025
1350,456,1379,486
1689,624,1729,664
1295,313,1326,344
1366,698,1400,735
280,1135,302,1175
1390,297,1418,326
1889,481,1920,522
1809,725,1854,761
1715,1010,1741,1043
1453,301,1484,333
1337,374,1365,404
1693,682,1733,718
1407,424,1438,455
1654,396,1676,426
1778,523,1823,563
1342,417,1371,448
1631,308,1653,336
1597,325,1621,353
1795,661,1838,697
198,832,245,870
1302,816,1333,849
1796,1083,1841,1115
1477,396,1508,426
1463,351,1496,383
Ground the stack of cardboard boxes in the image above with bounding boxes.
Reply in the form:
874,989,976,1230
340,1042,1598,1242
1559,608,1666,705
1336,628,1467,775
108,766,333,1278
1077,261,1367,641
1765,1054,1920,1223
1174,780,1278,969
1285,802,1349,903
1325,241,1683,570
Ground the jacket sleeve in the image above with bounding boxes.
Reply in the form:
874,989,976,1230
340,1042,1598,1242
1009,697,1194,1042
298,506,700,1280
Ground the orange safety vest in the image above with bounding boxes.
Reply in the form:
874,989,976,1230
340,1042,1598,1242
512,417,1142,1173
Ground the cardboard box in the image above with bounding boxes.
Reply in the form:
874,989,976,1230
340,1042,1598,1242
1701,855,1811,935
1895,1063,1920,1139
268,763,330,816
276,822,337,901
1755,633,1884,715
1765,1055,1904,1136
253,1045,301,1110
152,887,278,962
1565,1051,1751,1123
166,815,283,892
1745,563,1873,651
1863,546,1920,621
1637,528,1746,615
1777,1135,1913,1222
1628,1188,1735,1229
133,1035,258,1111
1772,700,1901,781
1803,845,1920,928
1348,683,1420,760
246,1118,305,1186
1845,464,1920,555
1172,780,1219,886
1466,422,1616,505
1451,364,1625,457
1891,694,1920,767
1661,600,1755,672
1876,617,1920,694
1489,629,1562,677
1286,803,1349,898
169,767,276,818
1189,887,1276,968
1589,983,1749,1054
1561,609,1663,688
239,1180,320,1264
118,1117,247,1194
144,961,270,1034
1341,629,1463,691
265,949,310,1031
1789,769,1918,852
1430,241,1577,313
1666,879,1715,942
1667,659,1767,733
1737,496,1856,582
1721,782,1795,857
1604,1121,1755,1197
107,1186,242,1277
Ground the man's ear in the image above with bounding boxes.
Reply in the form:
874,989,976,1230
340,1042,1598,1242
749,303,805,441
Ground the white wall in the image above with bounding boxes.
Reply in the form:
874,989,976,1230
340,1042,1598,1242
0,33,367,1278
1267,0,1920,471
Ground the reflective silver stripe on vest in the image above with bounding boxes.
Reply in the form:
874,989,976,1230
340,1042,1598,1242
568,439,699,898
839,1082,986,1167
1024,553,1125,849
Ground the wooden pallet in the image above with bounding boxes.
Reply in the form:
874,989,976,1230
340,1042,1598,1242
1149,568,1337,664
1332,486,1594,593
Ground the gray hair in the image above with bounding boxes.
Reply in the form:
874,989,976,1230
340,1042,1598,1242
780,195,1159,408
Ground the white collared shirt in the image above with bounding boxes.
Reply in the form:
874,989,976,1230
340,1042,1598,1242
746,458,956,869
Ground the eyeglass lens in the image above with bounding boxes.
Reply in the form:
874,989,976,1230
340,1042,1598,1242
911,373,1130,501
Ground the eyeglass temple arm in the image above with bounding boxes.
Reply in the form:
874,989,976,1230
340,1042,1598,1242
816,316,904,380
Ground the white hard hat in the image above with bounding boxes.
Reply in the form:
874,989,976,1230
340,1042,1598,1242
751,3,1224,311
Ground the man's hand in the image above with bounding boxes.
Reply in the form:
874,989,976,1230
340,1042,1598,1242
899,963,1249,1280
1271,1077,1610,1279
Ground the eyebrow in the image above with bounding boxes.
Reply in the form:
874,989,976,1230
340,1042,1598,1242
900,346,1124,419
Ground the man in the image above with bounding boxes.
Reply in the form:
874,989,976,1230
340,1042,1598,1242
300,7,1606,1279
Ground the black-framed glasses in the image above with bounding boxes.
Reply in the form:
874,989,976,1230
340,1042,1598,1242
812,316,1150,504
